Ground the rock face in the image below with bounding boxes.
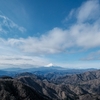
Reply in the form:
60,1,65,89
0,79,50,100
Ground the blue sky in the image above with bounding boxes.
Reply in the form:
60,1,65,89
0,0,100,69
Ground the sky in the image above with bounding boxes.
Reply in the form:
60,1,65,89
0,0,100,69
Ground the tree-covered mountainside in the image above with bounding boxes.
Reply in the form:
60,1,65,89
0,69,100,100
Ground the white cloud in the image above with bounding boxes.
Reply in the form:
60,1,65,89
4,22,100,55
4,28,68,54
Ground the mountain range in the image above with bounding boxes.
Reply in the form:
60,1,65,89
0,68,100,100
16,70,100,100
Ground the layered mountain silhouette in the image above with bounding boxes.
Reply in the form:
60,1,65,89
0,69,100,100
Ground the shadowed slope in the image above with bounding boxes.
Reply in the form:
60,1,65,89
0,78,50,100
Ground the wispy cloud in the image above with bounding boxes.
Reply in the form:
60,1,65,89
65,0,100,23
77,0,100,23
0,14,26,34
80,50,100,61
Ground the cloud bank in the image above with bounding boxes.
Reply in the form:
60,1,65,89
0,55,49,68
1,0,100,54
